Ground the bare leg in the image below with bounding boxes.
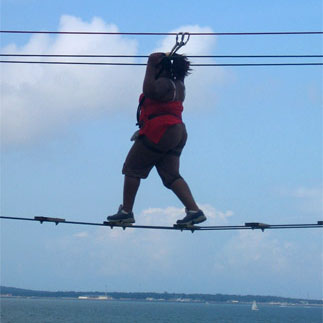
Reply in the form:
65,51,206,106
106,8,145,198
123,175,141,213
170,178,199,211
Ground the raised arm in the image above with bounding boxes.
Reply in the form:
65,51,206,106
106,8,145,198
143,53,176,102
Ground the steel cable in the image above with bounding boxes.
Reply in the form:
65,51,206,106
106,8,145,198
1,30,323,36
1,216,322,232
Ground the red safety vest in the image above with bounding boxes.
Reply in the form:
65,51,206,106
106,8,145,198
138,93,183,144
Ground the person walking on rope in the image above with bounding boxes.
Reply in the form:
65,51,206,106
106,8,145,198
107,52,206,226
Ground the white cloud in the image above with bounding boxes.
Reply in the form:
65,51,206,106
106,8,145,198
290,187,322,199
213,230,296,274
36,203,321,296
141,203,233,226
73,231,89,238
94,204,233,275
293,187,323,215
279,186,323,215
48,204,234,277
1,19,230,145
1,15,140,145
153,25,230,112
154,25,216,56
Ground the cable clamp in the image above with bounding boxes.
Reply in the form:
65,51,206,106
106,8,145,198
245,222,270,232
34,216,66,225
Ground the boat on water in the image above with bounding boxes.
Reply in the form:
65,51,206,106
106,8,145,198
251,301,259,311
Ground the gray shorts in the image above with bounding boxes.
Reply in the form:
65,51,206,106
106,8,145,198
122,123,187,188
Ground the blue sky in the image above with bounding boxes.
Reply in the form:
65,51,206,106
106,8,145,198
1,0,322,299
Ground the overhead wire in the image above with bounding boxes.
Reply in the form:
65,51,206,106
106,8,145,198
1,54,322,58
1,30,323,36
1,30,322,67
1,60,322,67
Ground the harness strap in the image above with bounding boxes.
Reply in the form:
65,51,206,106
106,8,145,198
136,96,146,128
136,95,182,128
148,112,182,121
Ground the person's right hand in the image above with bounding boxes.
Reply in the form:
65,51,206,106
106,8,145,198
148,52,165,65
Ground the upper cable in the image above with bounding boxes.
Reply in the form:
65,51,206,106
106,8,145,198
1,30,323,36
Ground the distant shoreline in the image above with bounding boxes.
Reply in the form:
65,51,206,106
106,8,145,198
1,295,323,308
1,286,322,306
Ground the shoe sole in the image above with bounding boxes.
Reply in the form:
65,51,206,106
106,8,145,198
107,218,135,224
177,215,207,226
193,215,207,224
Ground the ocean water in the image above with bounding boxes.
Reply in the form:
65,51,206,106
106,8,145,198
0,298,322,323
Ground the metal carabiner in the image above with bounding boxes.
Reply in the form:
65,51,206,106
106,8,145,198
155,32,190,81
177,32,190,47
169,32,190,56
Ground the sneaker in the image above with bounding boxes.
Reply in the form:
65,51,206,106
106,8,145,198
176,209,206,225
107,205,135,224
